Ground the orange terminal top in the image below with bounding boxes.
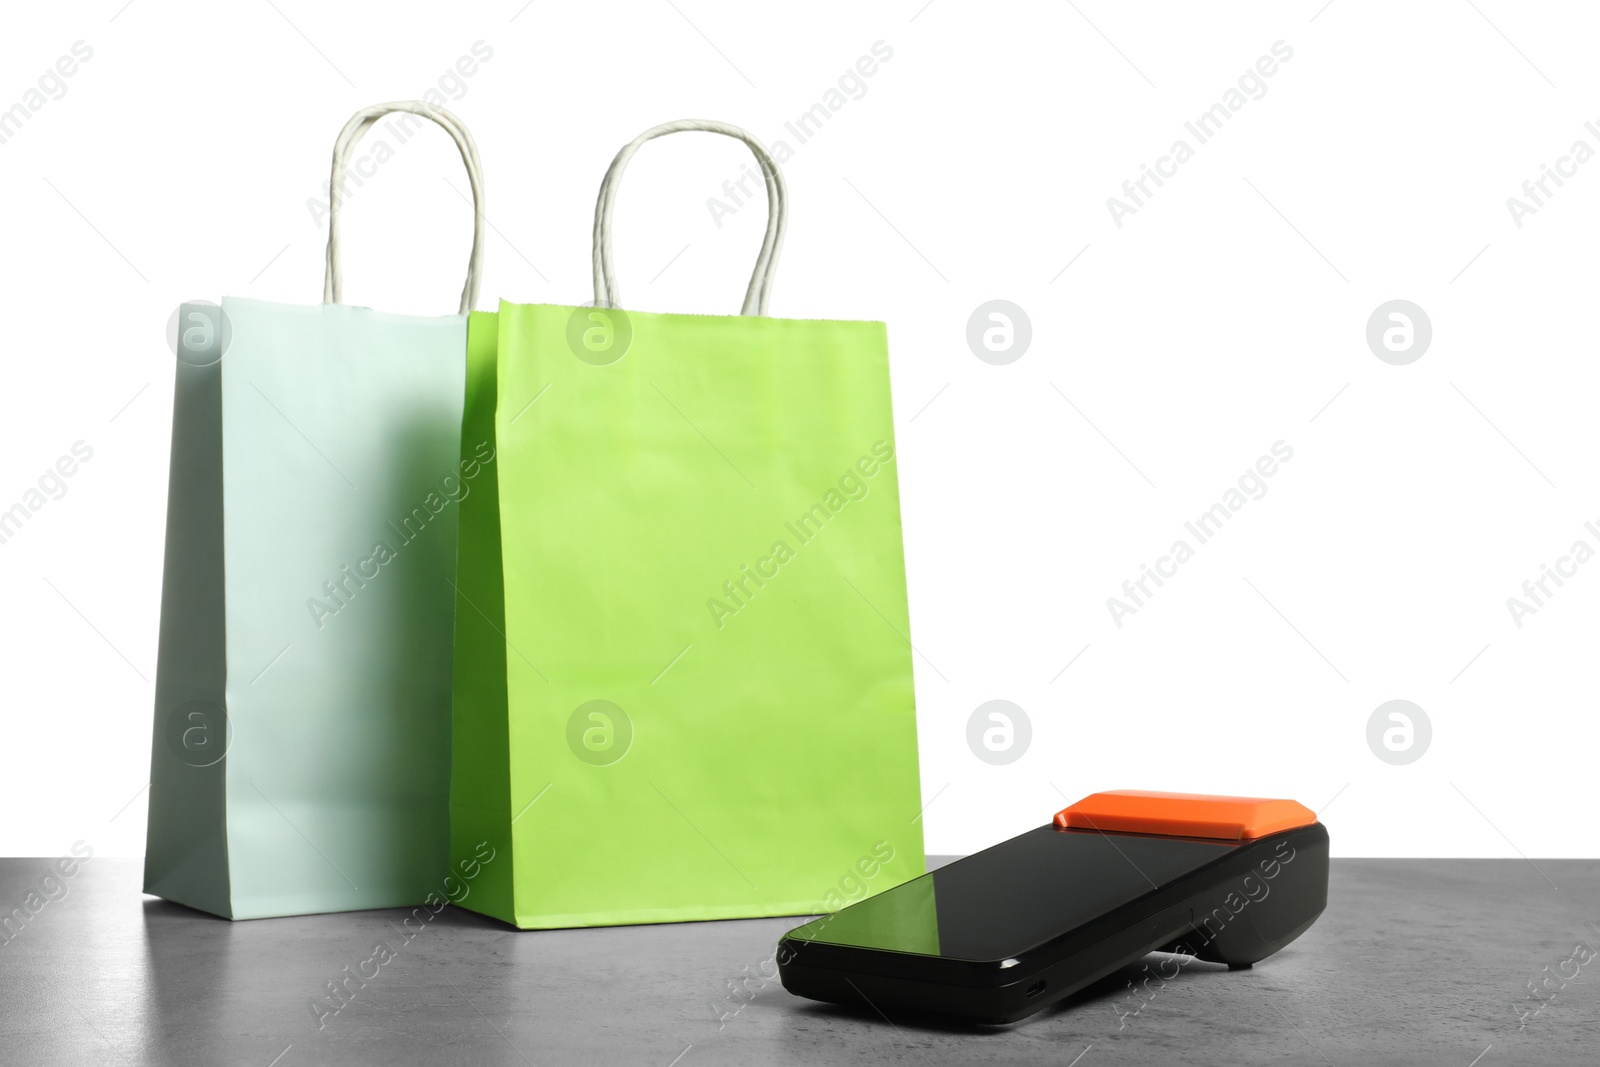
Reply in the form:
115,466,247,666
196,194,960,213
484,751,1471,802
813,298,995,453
1053,790,1318,841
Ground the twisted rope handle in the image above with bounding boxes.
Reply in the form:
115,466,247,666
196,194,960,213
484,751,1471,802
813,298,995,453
592,119,787,316
323,101,485,315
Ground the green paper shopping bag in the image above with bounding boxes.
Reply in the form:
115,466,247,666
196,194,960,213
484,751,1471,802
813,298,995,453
450,120,925,929
144,102,484,919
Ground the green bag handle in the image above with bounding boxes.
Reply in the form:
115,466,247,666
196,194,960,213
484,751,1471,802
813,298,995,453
322,101,486,315
592,119,788,316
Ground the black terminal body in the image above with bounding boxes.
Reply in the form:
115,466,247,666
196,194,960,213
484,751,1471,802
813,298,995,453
778,820,1329,1025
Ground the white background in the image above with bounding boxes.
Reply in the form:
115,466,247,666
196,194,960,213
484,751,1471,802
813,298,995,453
2,0,1595,860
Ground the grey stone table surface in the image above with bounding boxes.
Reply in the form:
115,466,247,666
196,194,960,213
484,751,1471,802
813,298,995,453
1,857,1596,1066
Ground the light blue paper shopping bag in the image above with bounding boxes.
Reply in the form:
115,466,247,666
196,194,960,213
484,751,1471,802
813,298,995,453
144,102,485,918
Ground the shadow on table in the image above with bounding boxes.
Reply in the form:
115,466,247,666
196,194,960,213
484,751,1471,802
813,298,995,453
420,903,522,931
137,897,245,1058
